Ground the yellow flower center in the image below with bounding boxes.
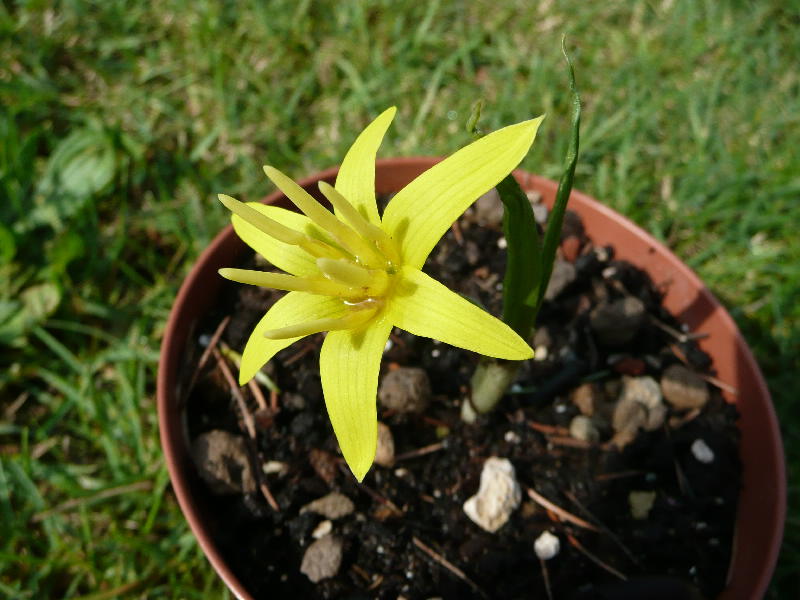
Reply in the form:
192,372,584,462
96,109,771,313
218,174,402,339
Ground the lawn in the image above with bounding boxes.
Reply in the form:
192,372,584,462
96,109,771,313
1,1,797,597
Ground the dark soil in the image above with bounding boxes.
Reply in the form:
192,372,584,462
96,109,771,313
183,203,740,600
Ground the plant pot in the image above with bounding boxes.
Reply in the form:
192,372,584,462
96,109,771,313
157,157,786,599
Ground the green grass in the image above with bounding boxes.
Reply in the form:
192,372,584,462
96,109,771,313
1,0,797,597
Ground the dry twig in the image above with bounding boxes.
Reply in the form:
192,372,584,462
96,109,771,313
213,347,280,511
525,487,599,531
566,533,627,580
564,490,639,566
528,421,570,436
188,316,230,394
395,442,445,462
412,537,485,597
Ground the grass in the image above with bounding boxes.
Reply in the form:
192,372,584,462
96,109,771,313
1,0,797,597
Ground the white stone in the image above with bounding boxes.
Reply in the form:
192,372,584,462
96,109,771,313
262,461,288,476
463,457,521,533
534,531,560,560
569,415,600,443
691,439,714,464
312,520,333,539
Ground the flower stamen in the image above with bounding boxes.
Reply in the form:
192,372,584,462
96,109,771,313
264,166,386,268
218,268,360,299
317,181,401,267
262,302,380,340
218,193,343,259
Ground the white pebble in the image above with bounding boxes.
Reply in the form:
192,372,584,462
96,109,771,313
497,237,508,249
504,430,521,444
262,461,288,476
534,531,560,560
312,520,332,539
691,439,714,464
533,345,549,361
463,457,521,533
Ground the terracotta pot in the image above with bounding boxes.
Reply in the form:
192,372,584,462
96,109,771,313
157,157,786,599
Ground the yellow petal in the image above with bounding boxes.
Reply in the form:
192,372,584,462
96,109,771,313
319,317,393,481
386,267,533,360
231,203,320,277
382,116,544,269
238,292,348,384
335,107,397,226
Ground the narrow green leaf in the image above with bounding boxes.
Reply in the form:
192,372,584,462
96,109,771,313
536,39,581,308
497,173,542,337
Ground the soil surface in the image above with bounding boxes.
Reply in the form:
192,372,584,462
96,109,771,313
182,197,740,600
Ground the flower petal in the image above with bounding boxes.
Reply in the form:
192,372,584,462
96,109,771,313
335,107,397,226
239,292,349,384
386,267,533,360
232,203,321,277
382,116,544,269
319,317,393,481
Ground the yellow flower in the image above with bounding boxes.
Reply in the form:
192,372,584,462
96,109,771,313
218,107,543,481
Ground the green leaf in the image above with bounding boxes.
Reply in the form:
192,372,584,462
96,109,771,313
496,173,542,338
40,128,116,199
536,40,581,308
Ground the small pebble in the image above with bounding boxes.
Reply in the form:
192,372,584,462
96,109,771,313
590,296,646,346
661,364,709,410
262,461,288,476
526,189,543,204
629,490,657,520
614,376,666,433
544,259,576,301
301,492,355,520
463,457,521,533
533,345,548,361
300,535,343,583
472,188,503,225
532,202,548,225
375,422,396,467
378,367,432,414
191,430,256,495
282,392,306,411
312,520,332,539
504,430,521,444
534,531,560,560
570,383,600,416
569,415,600,443
691,439,715,464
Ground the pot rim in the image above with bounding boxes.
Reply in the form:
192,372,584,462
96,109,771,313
157,157,786,600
